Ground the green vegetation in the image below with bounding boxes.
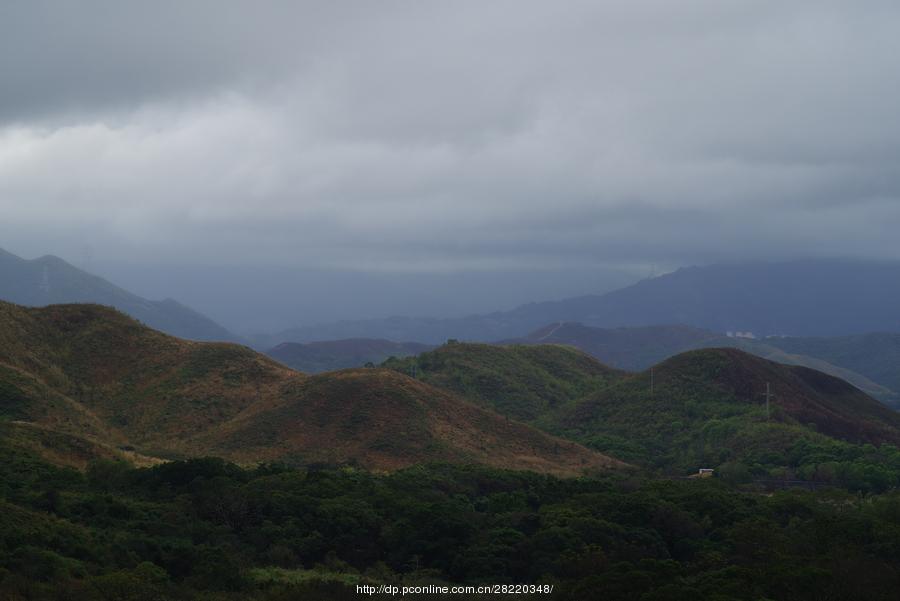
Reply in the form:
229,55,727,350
383,343,619,422
386,344,900,490
0,302,618,475
515,322,900,406
2,440,900,600
555,349,900,479
5,303,900,598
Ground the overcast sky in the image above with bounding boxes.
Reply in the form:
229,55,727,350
2,1,900,329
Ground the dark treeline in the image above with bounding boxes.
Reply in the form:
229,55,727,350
2,445,900,600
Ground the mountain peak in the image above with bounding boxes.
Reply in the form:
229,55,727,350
0,248,236,342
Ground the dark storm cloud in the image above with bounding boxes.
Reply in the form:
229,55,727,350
3,0,900,275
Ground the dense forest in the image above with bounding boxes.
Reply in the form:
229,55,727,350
2,435,900,600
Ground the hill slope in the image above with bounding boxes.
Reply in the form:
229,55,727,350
382,342,622,423
764,333,900,402
0,301,296,452
191,368,622,474
0,301,620,475
267,338,433,373
379,341,900,478
0,247,235,341
512,322,899,406
561,348,900,471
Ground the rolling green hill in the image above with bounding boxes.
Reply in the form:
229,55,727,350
0,301,619,475
0,301,293,453
382,342,622,423
513,322,900,407
384,342,900,482
559,348,900,473
0,247,235,341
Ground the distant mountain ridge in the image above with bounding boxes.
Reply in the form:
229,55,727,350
262,259,900,344
267,338,433,373
0,247,235,341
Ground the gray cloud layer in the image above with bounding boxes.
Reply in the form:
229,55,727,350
3,0,900,275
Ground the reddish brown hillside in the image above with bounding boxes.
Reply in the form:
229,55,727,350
0,301,298,448
653,348,900,445
188,368,626,475
0,301,623,475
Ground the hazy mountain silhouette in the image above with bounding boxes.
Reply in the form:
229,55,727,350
0,248,235,342
261,259,900,345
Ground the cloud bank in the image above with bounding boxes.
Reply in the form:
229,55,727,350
2,0,900,274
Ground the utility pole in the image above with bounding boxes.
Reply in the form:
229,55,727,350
761,382,774,421
650,367,654,397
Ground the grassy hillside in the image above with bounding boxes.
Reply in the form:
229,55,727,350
193,368,623,475
381,341,900,485
382,342,621,422
765,332,900,404
267,338,433,373
0,301,619,476
0,247,235,341
515,322,900,407
561,348,900,475
0,421,162,470
0,301,294,451
706,337,898,405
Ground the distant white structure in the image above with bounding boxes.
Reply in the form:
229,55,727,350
689,468,715,479
726,331,756,339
